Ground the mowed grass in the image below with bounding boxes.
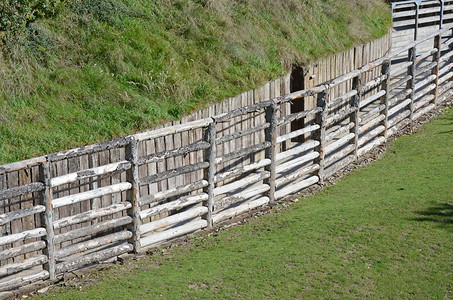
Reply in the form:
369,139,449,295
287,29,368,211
0,0,391,164
41,108,453,299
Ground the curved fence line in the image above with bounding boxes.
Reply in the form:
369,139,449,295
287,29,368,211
0,22,452,295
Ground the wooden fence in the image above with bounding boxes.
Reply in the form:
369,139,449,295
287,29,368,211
0,22,452,295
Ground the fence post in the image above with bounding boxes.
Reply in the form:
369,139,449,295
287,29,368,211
39,161,56,281
203,121,216,227
408,46,417,122
125,138,141,253
432,34,441,106
380,60,391,140
315,90,328,185
264,100,278,204
351,76,361,159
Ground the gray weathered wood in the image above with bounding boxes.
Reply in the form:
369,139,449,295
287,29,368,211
56,243,133,274
54,216,132,244
325,133,355,154
50,161,131,187
414,94,436,111
140,220,207,248
203,123,216,227
432,34,441,106
264,102,278,204
278,107,323,127
39,161,56,281
413,103,436,120
326,123,355,143
0,255,47,277
0,183,44,201
53,202,131,229
212,197,269,223
140,162,209,186
391,74,413,91
213,171,270,196
0,228,46,246
276,151,319,174
324,144,356,167
137,141,210,165
275,176,319,199
213,101,272,122
133,119,212,142
324,154,356,178
380,60,391,140
388,88,413,106
328,90,358,108
277,125,320,144
52,182,132,209
388,99,412,117
47,136,132,162
357,137,386,157
139,193,208,220
359,104,386,125
126,139,141,253
351,75,361,159
326,107,357,127
359,114,385,134
0,241,46,262
388,110,412,128
0,156,46,175
55,231,132,259
215,142,271,165
0,205,45,226
0,270,49,292
139,180,208,206
358,126,385,147
141,207,207,234
214,159,271,183
276,141,320,162
214,184,270,211
275,164,320,188
216,123,270,145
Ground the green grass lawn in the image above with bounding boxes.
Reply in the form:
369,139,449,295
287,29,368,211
42,108,453,299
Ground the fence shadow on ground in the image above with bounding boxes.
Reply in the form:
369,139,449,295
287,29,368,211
411,202,453,232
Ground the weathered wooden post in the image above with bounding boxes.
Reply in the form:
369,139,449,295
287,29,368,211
380,60,391,140
408,46,417,121
203,120,216,226
125,138,141,253
39,161,56,281
432,34,441,106
314,89,328,185
351,76,361,159
264,100,278,204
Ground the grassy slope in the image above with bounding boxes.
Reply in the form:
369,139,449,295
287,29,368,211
42,108,453,299
0,0,391,164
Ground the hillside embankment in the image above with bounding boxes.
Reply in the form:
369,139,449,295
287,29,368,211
0,0,391,163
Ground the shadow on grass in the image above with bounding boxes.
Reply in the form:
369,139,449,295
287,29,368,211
411,202,453,232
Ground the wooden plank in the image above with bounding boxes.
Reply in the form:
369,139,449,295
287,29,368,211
0,255,47,277
54,216,132,244
133,119,212,142
139,193,208,220
0,270,49,292
0,241,46,262
50,161,130,188
0,205,45,226
213,171,270,196
213,197,269,224
0,228,46,246
140,206,207,234
139,180,208,206
53,202,132,230
140,220,207,248
56,243,133,274
275,176,319,199
54,231,132,259
52,183,132,209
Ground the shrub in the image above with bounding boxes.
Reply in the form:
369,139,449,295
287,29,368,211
0,0,63,41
